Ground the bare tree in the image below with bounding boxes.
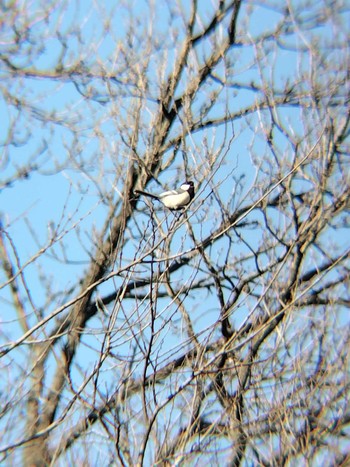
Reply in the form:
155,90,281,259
1,0,349,465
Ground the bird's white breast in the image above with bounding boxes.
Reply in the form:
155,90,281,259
160,191,190,209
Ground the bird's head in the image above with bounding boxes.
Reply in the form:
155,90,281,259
181,181,194,191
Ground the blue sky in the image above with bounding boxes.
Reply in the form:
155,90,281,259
0,0,348,364
1,0,349,388
1,0,349,463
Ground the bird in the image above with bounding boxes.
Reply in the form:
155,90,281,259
135,181,195,210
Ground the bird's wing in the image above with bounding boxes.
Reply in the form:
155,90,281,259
158,189,182,199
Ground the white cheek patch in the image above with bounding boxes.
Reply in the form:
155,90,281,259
181,183,190,190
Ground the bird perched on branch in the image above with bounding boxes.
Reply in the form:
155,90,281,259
135,181,194,210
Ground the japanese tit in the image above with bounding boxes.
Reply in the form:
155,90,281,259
135,181,194,210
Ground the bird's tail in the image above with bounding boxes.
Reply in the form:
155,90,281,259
134,189,159,200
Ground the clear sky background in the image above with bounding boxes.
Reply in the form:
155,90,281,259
1,0,329,312
1,0,349,464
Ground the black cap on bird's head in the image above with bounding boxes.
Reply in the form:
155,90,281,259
181,181,195,200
